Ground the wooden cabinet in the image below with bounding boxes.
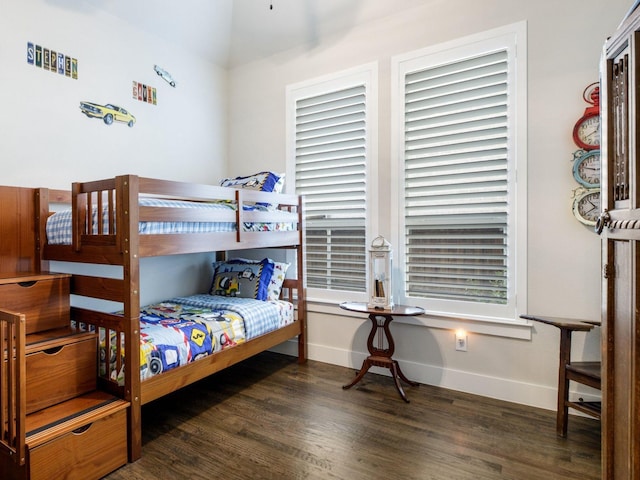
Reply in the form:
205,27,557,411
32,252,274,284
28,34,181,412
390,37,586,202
0,272,129,480
600,6,640,478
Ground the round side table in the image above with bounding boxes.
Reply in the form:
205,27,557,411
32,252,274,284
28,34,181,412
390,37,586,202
340,302,424,402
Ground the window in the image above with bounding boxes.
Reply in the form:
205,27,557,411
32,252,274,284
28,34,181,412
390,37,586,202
286,65,378,303
392,23,527,324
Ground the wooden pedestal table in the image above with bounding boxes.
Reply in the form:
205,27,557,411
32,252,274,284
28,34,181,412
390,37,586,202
340,302,424,402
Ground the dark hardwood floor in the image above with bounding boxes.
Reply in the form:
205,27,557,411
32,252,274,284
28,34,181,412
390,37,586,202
104,352,600,480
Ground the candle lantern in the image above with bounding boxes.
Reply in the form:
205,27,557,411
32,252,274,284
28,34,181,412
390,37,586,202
367,235,393,310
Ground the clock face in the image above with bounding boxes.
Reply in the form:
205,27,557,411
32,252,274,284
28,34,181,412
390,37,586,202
573,150,601,188
573,189,601,226
573,114,600,150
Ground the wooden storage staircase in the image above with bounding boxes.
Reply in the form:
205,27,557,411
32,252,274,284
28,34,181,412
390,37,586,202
0,272,129,480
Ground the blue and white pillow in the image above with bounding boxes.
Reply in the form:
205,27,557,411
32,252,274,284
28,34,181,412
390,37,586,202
219,171,284,193
267,261,291,301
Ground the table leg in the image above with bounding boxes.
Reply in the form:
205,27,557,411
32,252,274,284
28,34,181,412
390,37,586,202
343,313,418,402
557,328,572,437
389,361,410,402
342,358,374,390
394,360,419,387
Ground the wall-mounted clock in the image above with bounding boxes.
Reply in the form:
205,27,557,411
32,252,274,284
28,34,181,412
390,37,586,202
572,149,601,188
572,83,600,151
572,187,601,226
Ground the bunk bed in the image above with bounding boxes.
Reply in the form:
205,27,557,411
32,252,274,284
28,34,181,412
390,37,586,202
33,174,307,462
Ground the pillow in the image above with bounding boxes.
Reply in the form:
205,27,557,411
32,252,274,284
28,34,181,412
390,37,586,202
266,261,291,301
210,258,274,300
220,171,284,193
273,174,285,194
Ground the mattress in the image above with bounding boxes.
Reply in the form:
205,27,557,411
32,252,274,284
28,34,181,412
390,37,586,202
47,197,296,245
101,294,294,383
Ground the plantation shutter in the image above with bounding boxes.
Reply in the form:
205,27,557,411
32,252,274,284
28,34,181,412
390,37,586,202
295,85,367,292
403,50,510,304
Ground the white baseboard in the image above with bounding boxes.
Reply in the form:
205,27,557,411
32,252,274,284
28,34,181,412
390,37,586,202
270,339,600,414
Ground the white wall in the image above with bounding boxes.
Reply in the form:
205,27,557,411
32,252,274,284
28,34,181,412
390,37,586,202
0,0,228,189
0,0,630,412
0,0,227,299
228,0,630,410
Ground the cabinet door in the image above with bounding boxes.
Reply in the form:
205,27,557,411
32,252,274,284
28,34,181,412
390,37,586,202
601,31,640,480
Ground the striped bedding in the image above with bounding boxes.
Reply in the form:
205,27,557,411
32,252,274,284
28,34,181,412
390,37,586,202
101,295,294,383
46,197,295,245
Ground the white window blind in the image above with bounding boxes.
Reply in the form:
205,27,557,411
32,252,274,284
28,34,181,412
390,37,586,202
295,85,368,292
403,50,509,304
393,23,527,326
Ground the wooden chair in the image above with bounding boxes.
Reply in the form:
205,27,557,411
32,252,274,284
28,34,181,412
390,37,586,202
521,314,601,437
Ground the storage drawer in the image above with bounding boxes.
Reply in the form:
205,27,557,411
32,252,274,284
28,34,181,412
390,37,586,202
29,408,127,480
0,275,70,334
26,334,97,414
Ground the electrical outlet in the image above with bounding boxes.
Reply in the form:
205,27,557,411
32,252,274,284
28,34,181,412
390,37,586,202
455,331,468,351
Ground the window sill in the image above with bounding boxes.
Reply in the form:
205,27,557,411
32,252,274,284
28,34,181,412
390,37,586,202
308,300,532,340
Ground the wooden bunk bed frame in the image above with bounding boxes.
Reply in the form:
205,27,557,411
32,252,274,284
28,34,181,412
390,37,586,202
31,174,307,462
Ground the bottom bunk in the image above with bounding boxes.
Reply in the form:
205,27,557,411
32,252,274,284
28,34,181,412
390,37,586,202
140,308,303,405
71,258,307,462
99,289,303,405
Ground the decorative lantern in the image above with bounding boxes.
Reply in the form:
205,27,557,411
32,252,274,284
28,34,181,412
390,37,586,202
367,235,393,310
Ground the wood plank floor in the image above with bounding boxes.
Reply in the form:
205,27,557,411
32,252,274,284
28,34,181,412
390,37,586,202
104,352,600,480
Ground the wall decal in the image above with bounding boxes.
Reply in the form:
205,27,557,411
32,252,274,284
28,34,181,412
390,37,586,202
79,101,136,127
154,65,176,87
57,53,64,75
132,81,157,105
27,41,77,79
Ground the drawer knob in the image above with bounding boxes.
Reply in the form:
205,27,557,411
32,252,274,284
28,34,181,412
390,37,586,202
42,346,64,355
72,424,93,435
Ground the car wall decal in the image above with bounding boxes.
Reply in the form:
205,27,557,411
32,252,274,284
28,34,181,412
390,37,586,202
154,64,176,87
79,101,136,127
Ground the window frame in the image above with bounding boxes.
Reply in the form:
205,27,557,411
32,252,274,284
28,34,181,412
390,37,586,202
286,63,379,305
391,22,529,337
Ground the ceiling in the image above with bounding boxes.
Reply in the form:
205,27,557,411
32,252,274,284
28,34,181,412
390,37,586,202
78,0,428,67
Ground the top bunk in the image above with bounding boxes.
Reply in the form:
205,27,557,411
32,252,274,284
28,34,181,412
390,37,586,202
38,174,303,265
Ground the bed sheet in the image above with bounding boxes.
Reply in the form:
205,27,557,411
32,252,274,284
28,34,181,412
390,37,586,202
101,295,294,383
47,197,296,245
